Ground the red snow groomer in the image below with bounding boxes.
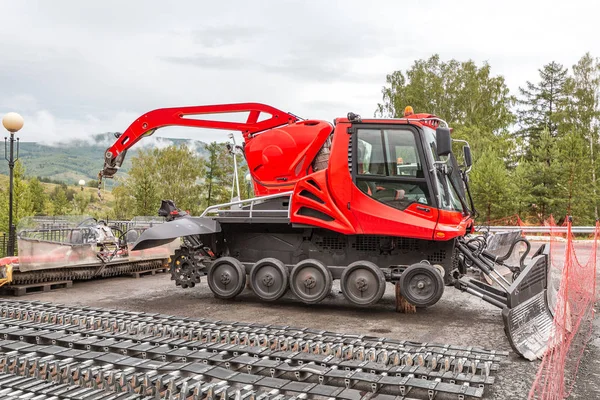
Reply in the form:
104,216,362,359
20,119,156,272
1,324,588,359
99,103,554,360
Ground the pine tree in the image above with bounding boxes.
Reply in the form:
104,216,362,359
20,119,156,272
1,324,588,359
469,149,515,224
567,53,600,219
557,130,591,222
111,183,134,220
72,190,91,215
517,61,570,154
50,186,71,215
511,160,533,220
520,130,565,223
125,149,160,216
12,161,34,226
28,177,47,215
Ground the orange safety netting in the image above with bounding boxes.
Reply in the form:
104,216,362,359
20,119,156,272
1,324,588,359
528,217,599,400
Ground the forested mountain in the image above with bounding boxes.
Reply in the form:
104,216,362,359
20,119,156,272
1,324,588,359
0,134,208,183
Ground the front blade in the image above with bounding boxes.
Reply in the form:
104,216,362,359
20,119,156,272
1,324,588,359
502,246,554,360
502,290,554,360
131,217,220,251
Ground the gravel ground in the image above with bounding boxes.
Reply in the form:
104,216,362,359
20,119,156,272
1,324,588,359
1,240,597,400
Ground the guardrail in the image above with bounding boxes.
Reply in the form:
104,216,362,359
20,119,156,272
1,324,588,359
478,226,596,234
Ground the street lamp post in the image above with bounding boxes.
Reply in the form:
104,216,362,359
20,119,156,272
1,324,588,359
2,112,24,257
245,173,253,198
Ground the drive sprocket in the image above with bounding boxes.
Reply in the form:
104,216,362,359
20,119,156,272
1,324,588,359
170,247,203,288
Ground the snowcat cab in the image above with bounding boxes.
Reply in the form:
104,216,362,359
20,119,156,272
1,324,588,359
99,103,553,360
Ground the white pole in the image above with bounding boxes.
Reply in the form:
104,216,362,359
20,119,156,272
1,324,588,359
229,133,241,200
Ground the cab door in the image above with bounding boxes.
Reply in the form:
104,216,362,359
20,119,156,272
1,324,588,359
349,125,439,240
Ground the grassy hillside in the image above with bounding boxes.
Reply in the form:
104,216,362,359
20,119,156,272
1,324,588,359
0,174,116,218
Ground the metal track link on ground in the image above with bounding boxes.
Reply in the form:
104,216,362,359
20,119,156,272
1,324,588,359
0,301,508,362
0,316,497,387
0,301,507,399
9,259,167,286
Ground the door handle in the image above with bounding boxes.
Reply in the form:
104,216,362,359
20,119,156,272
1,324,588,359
416,206,430,213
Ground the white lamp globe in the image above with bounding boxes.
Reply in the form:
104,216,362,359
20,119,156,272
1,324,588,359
2,112,24,133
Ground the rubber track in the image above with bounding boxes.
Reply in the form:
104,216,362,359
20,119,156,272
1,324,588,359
0,300,507,399
9,259,167,285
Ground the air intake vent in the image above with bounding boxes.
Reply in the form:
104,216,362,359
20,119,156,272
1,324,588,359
398,238,420,252
427,250,447,263
299,190,325,204
315,236,346,250
352,236,380,252
306,179,321,191
297,207,334,222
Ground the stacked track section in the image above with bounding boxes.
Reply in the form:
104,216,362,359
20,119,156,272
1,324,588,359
9,259,167,286
0,300,507,399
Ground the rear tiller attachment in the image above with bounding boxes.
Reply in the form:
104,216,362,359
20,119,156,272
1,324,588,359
454,234,554,360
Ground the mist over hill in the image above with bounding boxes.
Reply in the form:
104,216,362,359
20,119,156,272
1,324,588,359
0,133,208,184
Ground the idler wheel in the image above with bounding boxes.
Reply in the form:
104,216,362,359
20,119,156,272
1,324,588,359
249,258,289,301
289,259,333,304
340,261,386,306
398,263,444,308
207,257,246,299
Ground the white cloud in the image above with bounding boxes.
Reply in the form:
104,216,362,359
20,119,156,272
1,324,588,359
0,105,140,145
0,0,598,146
138,137,175,150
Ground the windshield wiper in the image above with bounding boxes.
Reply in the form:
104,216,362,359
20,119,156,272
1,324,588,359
461,171,478,219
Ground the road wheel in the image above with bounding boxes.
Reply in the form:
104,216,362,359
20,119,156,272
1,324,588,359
249,258,289,301
340,261,386,306
207,257,246,299
398,263,444,308
289,259,333,304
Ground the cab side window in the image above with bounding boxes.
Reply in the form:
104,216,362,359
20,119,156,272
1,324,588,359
355,128,431,210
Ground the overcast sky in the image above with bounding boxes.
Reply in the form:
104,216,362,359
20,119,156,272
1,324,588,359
1,0,599,145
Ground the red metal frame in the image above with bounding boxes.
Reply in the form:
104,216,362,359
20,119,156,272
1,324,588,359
101,103,302,196
104,103,298,162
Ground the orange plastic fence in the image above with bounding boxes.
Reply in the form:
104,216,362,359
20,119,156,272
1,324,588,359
528,218,599,399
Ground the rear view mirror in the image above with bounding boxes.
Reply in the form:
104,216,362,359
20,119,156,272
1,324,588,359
436,127,452,157
463,145,473,168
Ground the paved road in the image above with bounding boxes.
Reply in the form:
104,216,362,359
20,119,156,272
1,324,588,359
1,240,598,399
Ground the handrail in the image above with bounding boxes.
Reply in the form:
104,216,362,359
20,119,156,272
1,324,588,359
201,191,294,218
479,226,597,234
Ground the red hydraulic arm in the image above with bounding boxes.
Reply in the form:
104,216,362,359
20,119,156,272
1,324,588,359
100,103,299,180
